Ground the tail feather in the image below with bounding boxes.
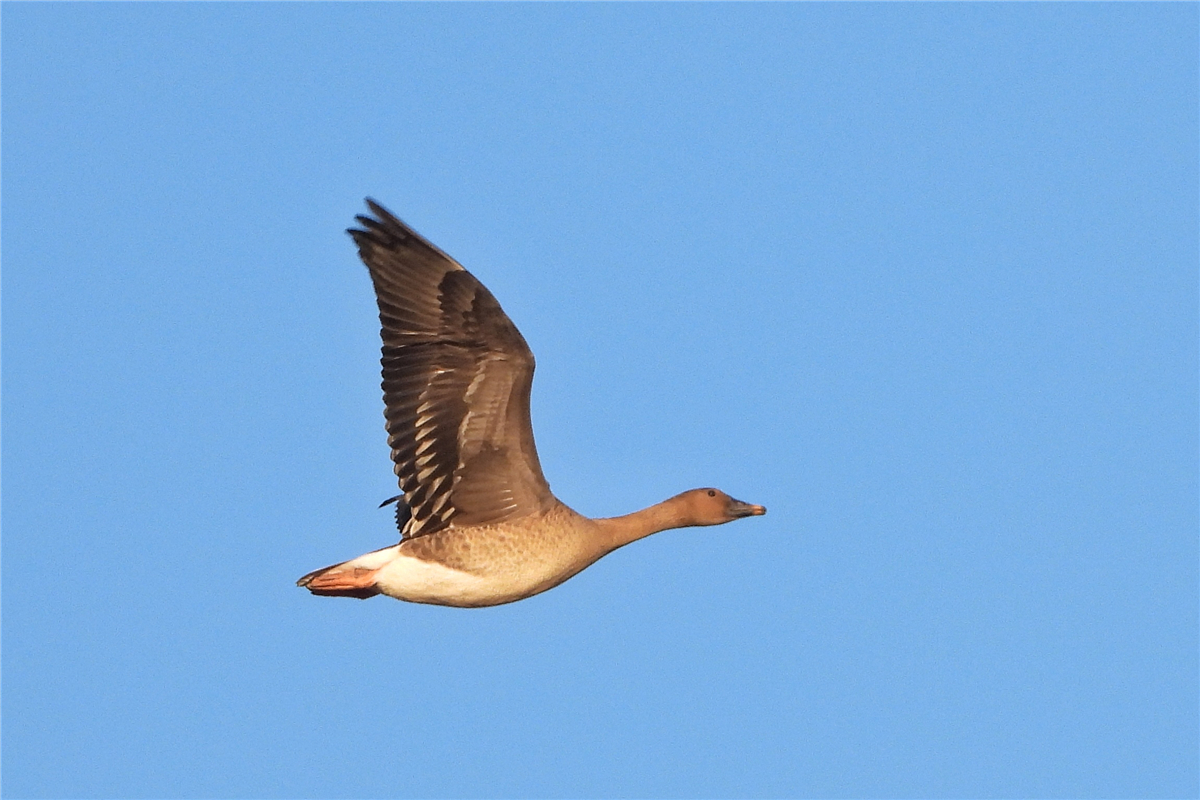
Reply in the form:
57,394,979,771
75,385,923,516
297,562,381,599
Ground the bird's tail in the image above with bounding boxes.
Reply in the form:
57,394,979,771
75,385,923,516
296,563,380,599
297,544,400,599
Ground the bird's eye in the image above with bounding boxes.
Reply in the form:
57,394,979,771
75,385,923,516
707,490,716,497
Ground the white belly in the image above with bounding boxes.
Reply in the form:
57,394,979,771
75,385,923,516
373,553,555,608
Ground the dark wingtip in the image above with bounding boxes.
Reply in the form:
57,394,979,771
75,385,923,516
345,199,461,269
347,199,410,243
360,198,405,231
346,201,393,248
364,197,392,218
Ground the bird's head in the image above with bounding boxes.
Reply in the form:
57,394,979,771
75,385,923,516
675,488,767,526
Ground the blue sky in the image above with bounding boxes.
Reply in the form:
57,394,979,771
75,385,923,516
3,4,1196,798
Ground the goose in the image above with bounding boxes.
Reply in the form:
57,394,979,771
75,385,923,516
297,200,766,607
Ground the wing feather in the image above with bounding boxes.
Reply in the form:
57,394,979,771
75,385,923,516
348,200,554,539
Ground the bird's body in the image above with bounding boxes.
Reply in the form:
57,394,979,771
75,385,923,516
312,503,593,607
298,200,764,607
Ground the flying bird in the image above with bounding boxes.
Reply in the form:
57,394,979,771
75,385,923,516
298,200,766,607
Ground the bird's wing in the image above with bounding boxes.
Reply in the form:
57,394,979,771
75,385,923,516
348,200,554,540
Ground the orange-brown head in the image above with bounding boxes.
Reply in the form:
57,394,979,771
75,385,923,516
674,488,767,526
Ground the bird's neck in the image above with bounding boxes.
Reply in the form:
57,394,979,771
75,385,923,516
594,497,691,553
